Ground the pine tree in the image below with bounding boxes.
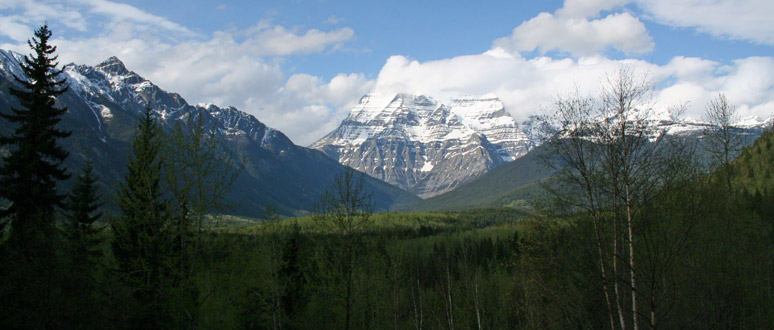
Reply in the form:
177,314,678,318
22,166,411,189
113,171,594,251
0,24,70,245
111,106,173,328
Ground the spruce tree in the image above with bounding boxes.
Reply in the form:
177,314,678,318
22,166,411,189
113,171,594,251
62,160,104,328
0,24,70,329
63,160,103,267
111,106,172,328
0,24,70,245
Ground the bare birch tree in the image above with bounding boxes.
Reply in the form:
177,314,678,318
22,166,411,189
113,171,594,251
541,66,684,329
314,167,373,330
703,93,743,195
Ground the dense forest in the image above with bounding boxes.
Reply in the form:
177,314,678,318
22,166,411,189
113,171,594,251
1,25,772,330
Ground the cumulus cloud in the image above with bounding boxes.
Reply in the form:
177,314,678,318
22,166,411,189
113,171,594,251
369,49,774,124
371,0,773,127
494,0,652,57
654,56,774,120
374,49,638,122
636,0,774,45
260,73,374,144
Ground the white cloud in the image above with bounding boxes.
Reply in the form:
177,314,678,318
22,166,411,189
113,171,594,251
261,72,374,145
494,0,652,57
0,16,33,41
0,0,87,41
651,56,774,120
636,0,774,45
369,49,774,125
373,49,638,122
250,25,354,56
76,0,192,36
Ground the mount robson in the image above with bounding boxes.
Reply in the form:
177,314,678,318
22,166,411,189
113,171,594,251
0,50,420,218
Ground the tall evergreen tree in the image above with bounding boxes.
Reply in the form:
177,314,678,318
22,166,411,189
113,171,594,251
111,106,173,328
0,24,70,329
0,24,70,245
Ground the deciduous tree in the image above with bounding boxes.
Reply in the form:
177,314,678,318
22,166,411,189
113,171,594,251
314,168,373,330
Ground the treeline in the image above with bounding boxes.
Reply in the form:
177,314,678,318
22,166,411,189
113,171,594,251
0,25,236,328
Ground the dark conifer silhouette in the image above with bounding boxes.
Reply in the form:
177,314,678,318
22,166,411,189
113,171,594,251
0,23,70,244
64,160,103,265
0,24,71,329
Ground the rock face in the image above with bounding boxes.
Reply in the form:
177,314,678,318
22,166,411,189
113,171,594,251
311,92,534,198
0,50,419,217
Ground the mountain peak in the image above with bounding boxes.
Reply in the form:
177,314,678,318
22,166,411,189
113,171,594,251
96,56,130,76
312,91,533,197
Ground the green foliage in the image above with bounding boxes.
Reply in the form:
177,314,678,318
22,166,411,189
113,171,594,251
734,128,774,195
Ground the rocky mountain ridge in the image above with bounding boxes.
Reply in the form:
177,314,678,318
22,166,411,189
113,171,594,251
0,50,419,217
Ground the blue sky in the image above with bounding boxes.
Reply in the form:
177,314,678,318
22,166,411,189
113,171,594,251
1,0,773,145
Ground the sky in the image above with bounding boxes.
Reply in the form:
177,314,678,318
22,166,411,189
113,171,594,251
1,0,773,145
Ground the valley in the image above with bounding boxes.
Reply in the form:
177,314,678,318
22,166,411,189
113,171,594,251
0,4,773,326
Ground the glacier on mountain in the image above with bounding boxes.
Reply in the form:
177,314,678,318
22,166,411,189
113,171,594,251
311,92,534,198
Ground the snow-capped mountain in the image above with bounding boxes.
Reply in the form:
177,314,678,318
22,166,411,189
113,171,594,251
311,92,534,198
312,91,773,199
0,50,419,217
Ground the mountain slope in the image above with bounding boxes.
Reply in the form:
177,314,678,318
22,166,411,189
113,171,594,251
399,144,551,212
402,122,774,213
0,50,419,217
